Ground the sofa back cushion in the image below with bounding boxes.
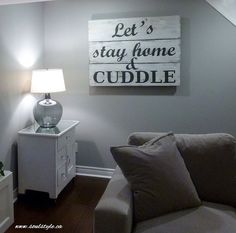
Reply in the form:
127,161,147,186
111,133,201,222
128,132,236,207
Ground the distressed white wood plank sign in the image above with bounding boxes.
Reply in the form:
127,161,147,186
89,16,181,41
88,16,181,86
89,40,181,64
89,63,180,86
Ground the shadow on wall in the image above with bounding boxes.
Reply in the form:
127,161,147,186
76,140,106,167
89,86,177,96
1,93,35,188
5,120,31,189
10,143,18,188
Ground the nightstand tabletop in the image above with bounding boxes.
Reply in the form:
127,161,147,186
18,120,79,137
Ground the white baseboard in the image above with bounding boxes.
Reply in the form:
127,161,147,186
76,165,114,179
13,166,114,202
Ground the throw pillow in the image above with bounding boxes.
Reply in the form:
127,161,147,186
111,133,201,222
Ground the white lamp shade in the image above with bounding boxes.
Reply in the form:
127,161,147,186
31,69,66,93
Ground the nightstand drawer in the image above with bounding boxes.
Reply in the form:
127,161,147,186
57,147,68,166
57,164,67,188
57,130,74,151
67,164,75,180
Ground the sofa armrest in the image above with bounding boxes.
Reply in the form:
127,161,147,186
94,166,133,233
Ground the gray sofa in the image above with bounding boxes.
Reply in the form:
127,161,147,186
94,132,236,233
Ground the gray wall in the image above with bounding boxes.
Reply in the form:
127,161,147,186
43,0,236,169
0,3,44,186
1,0,236,175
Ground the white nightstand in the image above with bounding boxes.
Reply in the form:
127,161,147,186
18,120,79,199
0,171,14,233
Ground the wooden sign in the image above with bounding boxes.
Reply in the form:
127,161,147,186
88,16,181,86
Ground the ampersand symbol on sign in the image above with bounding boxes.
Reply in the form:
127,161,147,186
126,57,138,70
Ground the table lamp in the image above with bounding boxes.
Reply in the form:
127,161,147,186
31,69,66,128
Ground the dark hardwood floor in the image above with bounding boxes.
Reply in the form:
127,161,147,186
6,176,109,233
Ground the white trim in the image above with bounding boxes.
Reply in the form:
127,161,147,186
12,166,113,203
76,166,114,179
0,0,55,5
206,0,236,26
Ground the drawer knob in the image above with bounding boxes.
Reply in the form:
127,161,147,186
61,155,66,160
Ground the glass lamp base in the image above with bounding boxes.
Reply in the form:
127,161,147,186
33,98,63,128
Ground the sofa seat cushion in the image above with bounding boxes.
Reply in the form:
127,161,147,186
134,202,236,233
